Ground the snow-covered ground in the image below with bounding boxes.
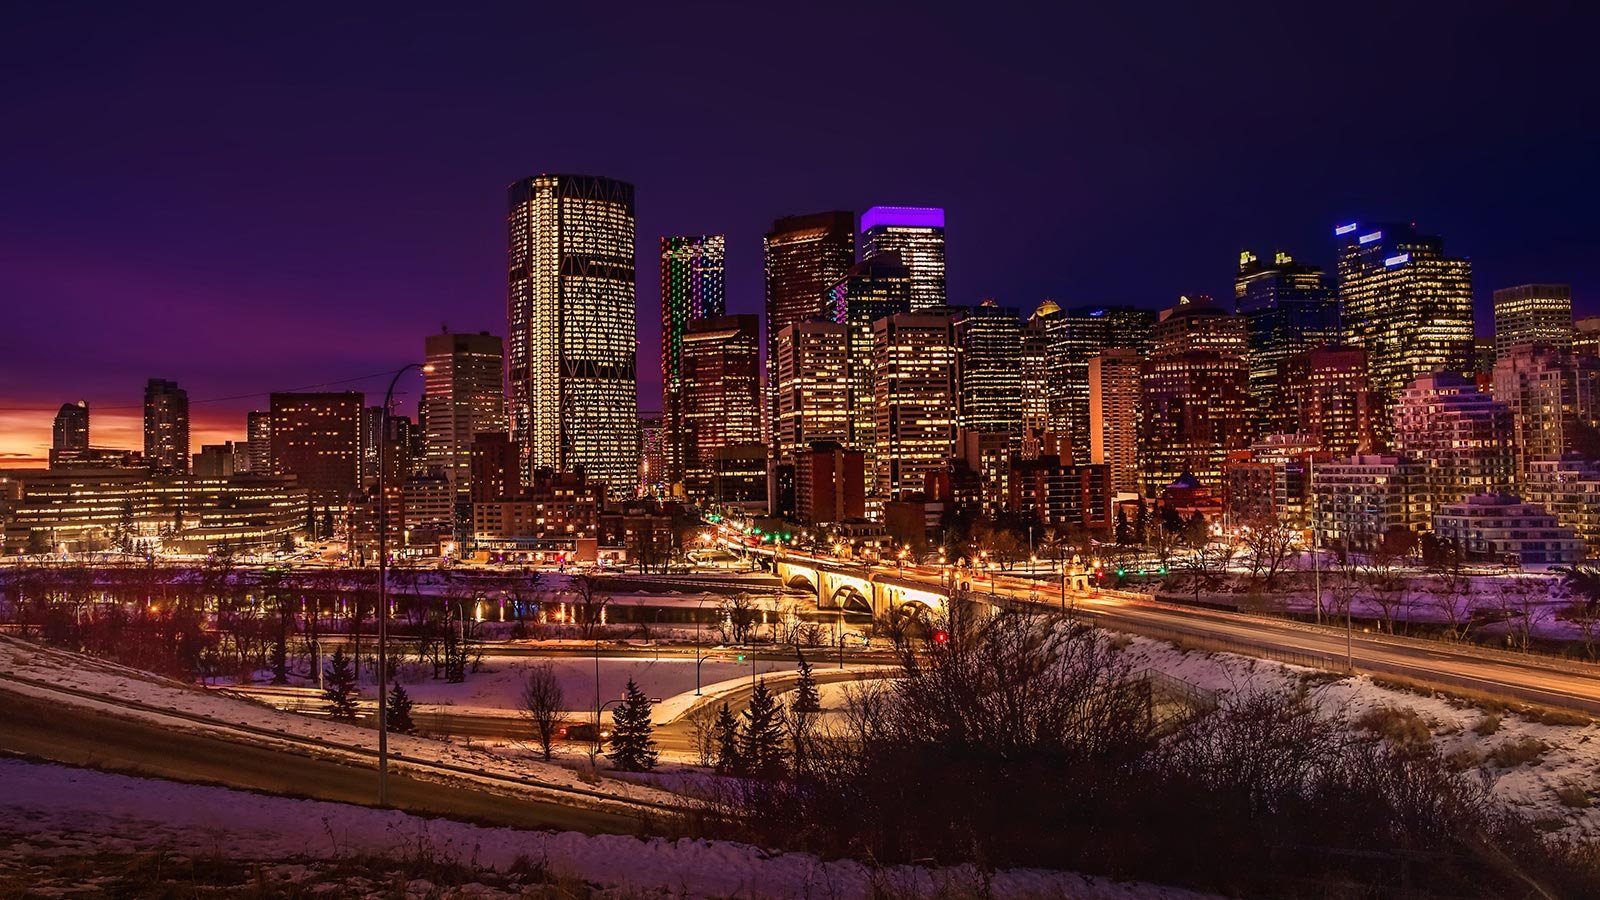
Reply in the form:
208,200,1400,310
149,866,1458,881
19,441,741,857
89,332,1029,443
1122,635,1600,837
0,759,1212,899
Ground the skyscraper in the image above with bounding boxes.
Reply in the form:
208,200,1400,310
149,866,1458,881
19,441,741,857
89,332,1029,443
1088,348,1141,495
244,410,271,474
764,211,856,438
827,254,912,476
873,312,959,498
507,174,640,492
1235,250,1339,424
1575,316,1600,359
1492,344,1600,487
52,401,88,452
423,330,508,499
270,392,363,507
1138,295,1251,493
955,300,1023,433
1020,308,1052,437
1047,305,1154,464
1493,284,1573,358
1277,345,1374,457
1335,221,1473,443
680,315,761,499
774,321,851,464
660,234,727,488
858,206,946,311
142,378,189,474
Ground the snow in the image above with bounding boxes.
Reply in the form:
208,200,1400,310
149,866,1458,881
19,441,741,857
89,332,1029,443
1123,635,1600,837
0,758,1213,899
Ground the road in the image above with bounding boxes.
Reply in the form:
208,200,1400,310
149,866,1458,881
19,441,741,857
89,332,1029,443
0,686,646,834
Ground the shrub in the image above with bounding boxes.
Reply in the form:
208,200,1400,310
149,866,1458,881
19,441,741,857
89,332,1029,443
1555,784,1592,809
1355,705,1432,752
1444,747,1482,772
1473,713,1502,736
1488,736,1549,768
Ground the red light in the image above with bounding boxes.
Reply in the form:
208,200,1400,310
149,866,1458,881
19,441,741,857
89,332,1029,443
932,629,949,645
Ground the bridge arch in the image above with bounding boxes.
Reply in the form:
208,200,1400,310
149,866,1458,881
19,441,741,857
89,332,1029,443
830,584,874,614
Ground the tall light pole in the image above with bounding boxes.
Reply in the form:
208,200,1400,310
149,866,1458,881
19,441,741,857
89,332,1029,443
376,361,430,807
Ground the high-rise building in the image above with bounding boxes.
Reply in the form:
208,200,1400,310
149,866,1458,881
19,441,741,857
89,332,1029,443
1575,316,1600,359
269,392,363,507
1335,221,1473,444
1235,250,1339,424
468,432,520,503
52,402,89,452
1020,307,1052,437
795,441,866,525
1138,296,1251,494
764,211,855,438
828,254,912,473
637,416,665,496
1493,284,1573,358
1524,456,1600,555
858,206,946,311
660,234,727,488
1277,345,1374,457
1311,455,1430,550
506,174,640,493
680,315,761,498
1047,305,1154,464
244,410,271,474
423,330,508,499
142,379,190,474
1088,348,1142,495
1492,344,1600,487
774,322,851,464
193,442,239,478
873,312,958,498
955,301,1023,434
1393,373,1512,515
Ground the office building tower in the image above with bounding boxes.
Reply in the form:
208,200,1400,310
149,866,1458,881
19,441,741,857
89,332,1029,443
955,300,1023,433
1335,221,1473,443
360,406,414,485
244,410,271,474
795,441,866,525
506,174,640,493
1393,373,1513,515
1088,348,1142,494
637,416,665,495
1047,305,1154,463
774,322,852,464
1575,316,1600,359
873,312,959,498
828,255,912,474
858,206,946,310
1492,344,1600,487
660,234,727,488
1235,250,1339,424
1493,284,1573,358
52,402,89,452
192,442,239,478
269,392,364,507
469,432,521,503
1020,309,1052,436
680,315,761,498
1277,345,1375,457
423,330,508,498
142,378,190,474
1138,295,1252,494
764,211,856,437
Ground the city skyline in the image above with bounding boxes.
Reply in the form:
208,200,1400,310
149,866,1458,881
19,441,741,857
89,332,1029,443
5,5,1600,465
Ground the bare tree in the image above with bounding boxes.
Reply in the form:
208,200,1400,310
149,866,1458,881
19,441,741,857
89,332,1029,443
719,592,760,644
1426,561,1476,642
1239,513,1298,590
520,662,566,760
568,574,611,641
1360,541,1411,635
1493,578,1548,653
1557,567,1600,660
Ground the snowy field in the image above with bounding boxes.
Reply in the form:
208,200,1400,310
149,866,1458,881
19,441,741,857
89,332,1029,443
1121,636,1600,837
0,759,1213,899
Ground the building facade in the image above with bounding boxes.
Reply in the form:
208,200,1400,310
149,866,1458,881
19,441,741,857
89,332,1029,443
269,392,363,508
774,322,852,465
1493,284,1572,359
955,300,1022,434
1047,304,1154,464
1433,493,1584,569
1235,250,1339,426
857,206,946,311
1392,373,1513,516
764,211,856,438
680,315,761,499
423,330,508,499
1310,454,1430,550
1138,296,1251,494
142,378,190,474
1088,348,1142,495
873,313,959,499
1277,345,1374,456
660,234,727,488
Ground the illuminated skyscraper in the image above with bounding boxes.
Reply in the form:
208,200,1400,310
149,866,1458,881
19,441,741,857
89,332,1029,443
506,174,640,493
142,378,189,474
660,234,727,488
244,410,271,474
1335,221,1473,444
858,206,946,311
774,321,851,464
680,315,761,499
1493,284,1572,358
955,300,1023,433
1088,348,1141,494
270,392,363,507
873,312,958,498
52,401,88,452
1575,316,1600,359
1138,296,1251,494
1046,305,1154,464
764,211,856,438
1277,345,1374,457
1235,250,1339,424
423,331,508,499
827,254,911,479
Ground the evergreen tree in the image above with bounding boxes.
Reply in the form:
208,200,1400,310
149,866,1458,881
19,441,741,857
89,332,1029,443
607,677,658,771
740,679,789,779
386,682,415,734
712,701,742,775
323,647,359,720
1114,507,1132,546
792,653,820,713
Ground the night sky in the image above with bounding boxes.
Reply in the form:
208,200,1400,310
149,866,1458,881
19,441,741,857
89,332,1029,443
4,2,1598,465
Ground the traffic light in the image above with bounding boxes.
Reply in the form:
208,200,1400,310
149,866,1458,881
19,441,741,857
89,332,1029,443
932,629,949,645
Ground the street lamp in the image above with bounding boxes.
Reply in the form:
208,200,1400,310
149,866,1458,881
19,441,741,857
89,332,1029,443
376,361,432,807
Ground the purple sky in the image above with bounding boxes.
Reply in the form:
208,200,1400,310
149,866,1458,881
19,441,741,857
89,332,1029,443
4,2,1598,464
